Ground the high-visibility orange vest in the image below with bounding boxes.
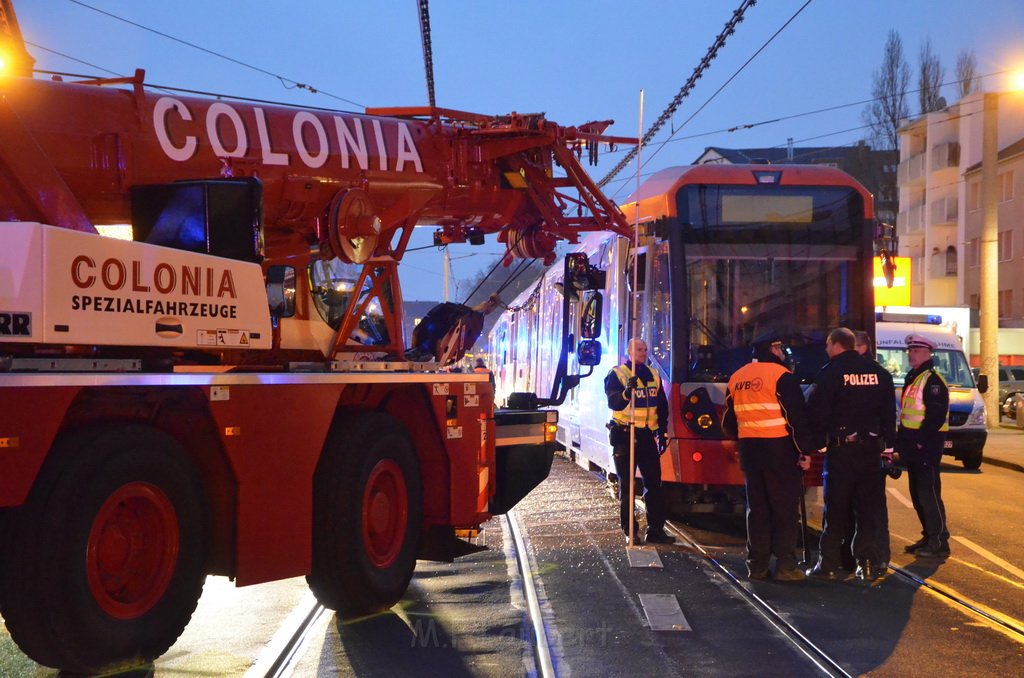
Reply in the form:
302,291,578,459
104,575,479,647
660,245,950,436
727,361,790,439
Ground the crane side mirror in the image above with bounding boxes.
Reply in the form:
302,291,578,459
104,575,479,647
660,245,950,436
577,339,602,366
266,265,296,317
580,291,603,339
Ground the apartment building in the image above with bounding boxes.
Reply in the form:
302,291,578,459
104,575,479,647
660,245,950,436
897,90,1024,326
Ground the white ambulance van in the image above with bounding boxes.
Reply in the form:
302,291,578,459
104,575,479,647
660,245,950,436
874,316,987,469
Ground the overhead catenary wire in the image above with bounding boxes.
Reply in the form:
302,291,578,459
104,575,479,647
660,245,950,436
417,0,437,108
66,0,365,108
598,0,762,188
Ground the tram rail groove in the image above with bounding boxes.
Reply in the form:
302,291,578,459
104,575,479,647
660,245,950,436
665,519,853,678
506,508,557,678
887,564,1024,640
248,592,326,678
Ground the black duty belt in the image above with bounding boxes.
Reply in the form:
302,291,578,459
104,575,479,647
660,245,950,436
827,433,862,448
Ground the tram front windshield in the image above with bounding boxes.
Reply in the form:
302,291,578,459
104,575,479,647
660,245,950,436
676,184,868,384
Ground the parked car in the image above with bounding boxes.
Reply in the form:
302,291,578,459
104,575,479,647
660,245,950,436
998,365,1024,420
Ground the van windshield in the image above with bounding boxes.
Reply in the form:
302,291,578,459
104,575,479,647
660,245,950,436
876,348,976,388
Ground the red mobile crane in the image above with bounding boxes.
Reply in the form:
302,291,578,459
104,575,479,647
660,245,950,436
0,4,632,672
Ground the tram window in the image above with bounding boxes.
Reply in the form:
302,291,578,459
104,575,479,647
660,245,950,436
649,244,672,367
626,251,646,293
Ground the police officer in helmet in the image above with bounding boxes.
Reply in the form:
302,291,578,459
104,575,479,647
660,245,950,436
723,332,814,581
806,328,896,582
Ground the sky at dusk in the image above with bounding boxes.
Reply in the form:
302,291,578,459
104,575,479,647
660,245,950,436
15,0,1024,302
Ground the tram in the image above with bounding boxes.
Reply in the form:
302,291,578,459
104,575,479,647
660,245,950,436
489,163,886,513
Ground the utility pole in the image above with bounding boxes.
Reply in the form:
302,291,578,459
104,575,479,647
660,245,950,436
980,92,999,427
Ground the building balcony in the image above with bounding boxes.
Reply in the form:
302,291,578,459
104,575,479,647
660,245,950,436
930,141,961,171
898,153,927,185
897,203,925,233
929,196,958,225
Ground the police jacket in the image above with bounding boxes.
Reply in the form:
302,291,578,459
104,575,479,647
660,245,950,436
806,350,897,451
897,358,949,455
605,361,668,432
722,356,815,456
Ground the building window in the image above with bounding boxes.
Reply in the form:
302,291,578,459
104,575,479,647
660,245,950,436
968,181,981,211
999,230,1014,261
1000,170,1015,202
968,238,980,267
969,293,979,310
945,246,957,275
999,289,1014,317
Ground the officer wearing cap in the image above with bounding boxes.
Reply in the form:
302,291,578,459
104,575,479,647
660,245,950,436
723,333,814,582
897,333,951,558
805,328,896,583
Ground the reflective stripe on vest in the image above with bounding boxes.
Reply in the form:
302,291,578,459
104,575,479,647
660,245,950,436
611,364,661,429
900,368,949,431
727,361,789,438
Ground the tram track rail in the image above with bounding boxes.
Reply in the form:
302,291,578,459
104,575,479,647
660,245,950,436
665,519,853,678
506,508,557,678
886,564,1024,641
248,592,326,678
248,511,553,678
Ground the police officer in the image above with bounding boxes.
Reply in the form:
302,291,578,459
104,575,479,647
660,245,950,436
849,330,896,571
806,328,896,582
605,338,674,545
723,333,814,581
897,333,951,558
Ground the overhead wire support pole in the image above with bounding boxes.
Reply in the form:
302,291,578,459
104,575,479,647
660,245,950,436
598,0,758,188
627,89,644,550
417,0,437,109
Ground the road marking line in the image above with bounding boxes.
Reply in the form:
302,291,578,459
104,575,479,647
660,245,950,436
887,486,914,509
951,535,1024,581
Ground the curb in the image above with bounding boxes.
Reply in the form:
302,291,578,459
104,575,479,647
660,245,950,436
983,455,1024,474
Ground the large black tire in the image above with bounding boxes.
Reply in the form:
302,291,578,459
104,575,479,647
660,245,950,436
307,412,423,618
0,424,207,673
961,449,983,470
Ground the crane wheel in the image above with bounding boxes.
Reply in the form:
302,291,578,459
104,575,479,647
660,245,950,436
0,424,207,673
307,411,423,618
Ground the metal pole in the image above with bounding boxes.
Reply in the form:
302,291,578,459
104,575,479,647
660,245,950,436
627,89,644,548
980,92,1000,428
798,480,809,567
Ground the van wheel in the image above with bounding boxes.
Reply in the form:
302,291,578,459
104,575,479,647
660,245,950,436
0,425,207,673
961,450,983,470
307,412,423,618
